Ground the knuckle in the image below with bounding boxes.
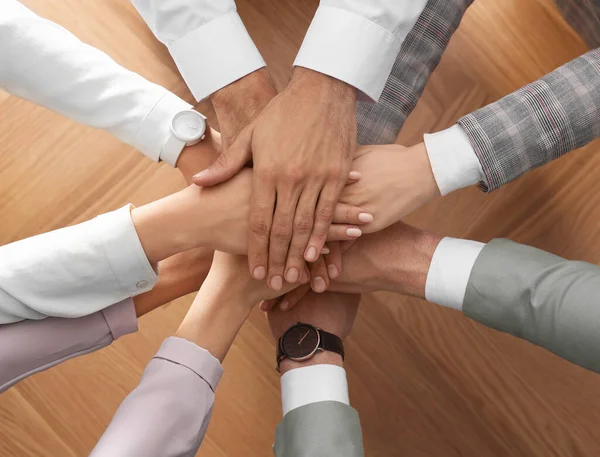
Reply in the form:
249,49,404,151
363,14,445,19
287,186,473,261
294,215,313,233
328,165,343,182
317,203,335,221
271,223,292,240
284,167,306,183
250,217,270,237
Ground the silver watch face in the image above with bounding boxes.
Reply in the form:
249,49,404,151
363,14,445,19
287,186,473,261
171,110,206,144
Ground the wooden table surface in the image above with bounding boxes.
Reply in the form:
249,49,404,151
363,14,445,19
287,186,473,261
1,1,599,455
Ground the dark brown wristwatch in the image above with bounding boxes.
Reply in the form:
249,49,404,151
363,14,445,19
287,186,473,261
277,322,344,371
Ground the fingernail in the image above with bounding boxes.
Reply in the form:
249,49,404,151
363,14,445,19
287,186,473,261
260,301,268,312
358,212,374,223
328,264,339,279
321,247,331,255
280,301,290,311
349,170,362,180
305,246,318,262
192,170,208,179
313,277,327,293
270,275,283,291
346,227,362,238
285,268,299,283
253,266,266,280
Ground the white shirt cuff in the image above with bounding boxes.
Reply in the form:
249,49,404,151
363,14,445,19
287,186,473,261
168,12,266,101
280,364,349,416
425,237,485,312
133,90,191,165
294,6,404,102
89,205,158,297
423,125,485,196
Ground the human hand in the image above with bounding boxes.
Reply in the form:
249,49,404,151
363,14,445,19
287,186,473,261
132,170,371,264
330,222,441,297
176,251,310,362
267,291,360,373
263,222,442,312
339,143,440,234
210,68,278,148
194,68,357,291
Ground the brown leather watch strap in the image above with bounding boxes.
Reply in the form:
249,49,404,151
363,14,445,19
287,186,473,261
318,329,344,360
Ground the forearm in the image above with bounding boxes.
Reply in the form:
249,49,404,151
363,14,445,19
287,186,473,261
272,291,363,457
130,0,265,102
357,0,475,144
463,239,600,374
296,0,428,102
90,337,221,457
0,299,137,394
330,222,442,297
176,287,250,362
0,1,190,162
457,48,600,191
0,248,212,393
92,256,257,457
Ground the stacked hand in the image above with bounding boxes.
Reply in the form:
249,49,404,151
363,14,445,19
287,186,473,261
193,68,357,292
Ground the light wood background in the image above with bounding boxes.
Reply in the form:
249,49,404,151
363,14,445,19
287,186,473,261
1,0,599,456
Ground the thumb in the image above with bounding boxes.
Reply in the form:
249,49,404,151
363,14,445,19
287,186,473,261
192,127,252,187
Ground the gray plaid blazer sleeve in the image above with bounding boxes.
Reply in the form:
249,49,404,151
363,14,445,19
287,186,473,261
458,48,600,191
356,0,475,145
464,239,600,373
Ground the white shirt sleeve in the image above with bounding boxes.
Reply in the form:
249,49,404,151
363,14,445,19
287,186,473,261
280,364,349,416
425,237,486,312
0,205,157,325
0,1,192,165
294,0,428,101
423,125,487,195
130,0,266,102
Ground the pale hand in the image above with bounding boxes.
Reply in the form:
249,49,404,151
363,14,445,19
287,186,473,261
339,143,440,234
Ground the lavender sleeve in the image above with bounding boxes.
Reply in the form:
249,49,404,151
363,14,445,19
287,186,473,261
90,336,223,457
0,298,137,393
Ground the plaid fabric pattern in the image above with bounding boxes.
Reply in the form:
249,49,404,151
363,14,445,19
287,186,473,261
458,48,600,191
554,0,600,49
356,0,474,146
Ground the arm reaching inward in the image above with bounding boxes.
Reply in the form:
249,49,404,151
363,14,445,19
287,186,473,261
90,252,308,457
0,247,213,393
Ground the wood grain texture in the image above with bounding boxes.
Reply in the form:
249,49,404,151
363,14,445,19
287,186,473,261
1,0,600,455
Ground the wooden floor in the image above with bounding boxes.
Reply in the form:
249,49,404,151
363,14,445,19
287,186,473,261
1,0,600,455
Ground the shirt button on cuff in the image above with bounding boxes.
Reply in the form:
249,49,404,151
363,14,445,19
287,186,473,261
136,280,149,290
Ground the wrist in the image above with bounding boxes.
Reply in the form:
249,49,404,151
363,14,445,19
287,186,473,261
279,350,344,375
211,69,277,145
132,187,216,263
290,67,356,104
176,288,250,362
211,68,275,107
384,229,443,298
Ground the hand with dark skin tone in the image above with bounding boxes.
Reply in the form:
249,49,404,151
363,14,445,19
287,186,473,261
262,221,442,311
193,68,357,293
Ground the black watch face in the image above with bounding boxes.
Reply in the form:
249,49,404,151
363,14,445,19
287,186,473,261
282,324,320,360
